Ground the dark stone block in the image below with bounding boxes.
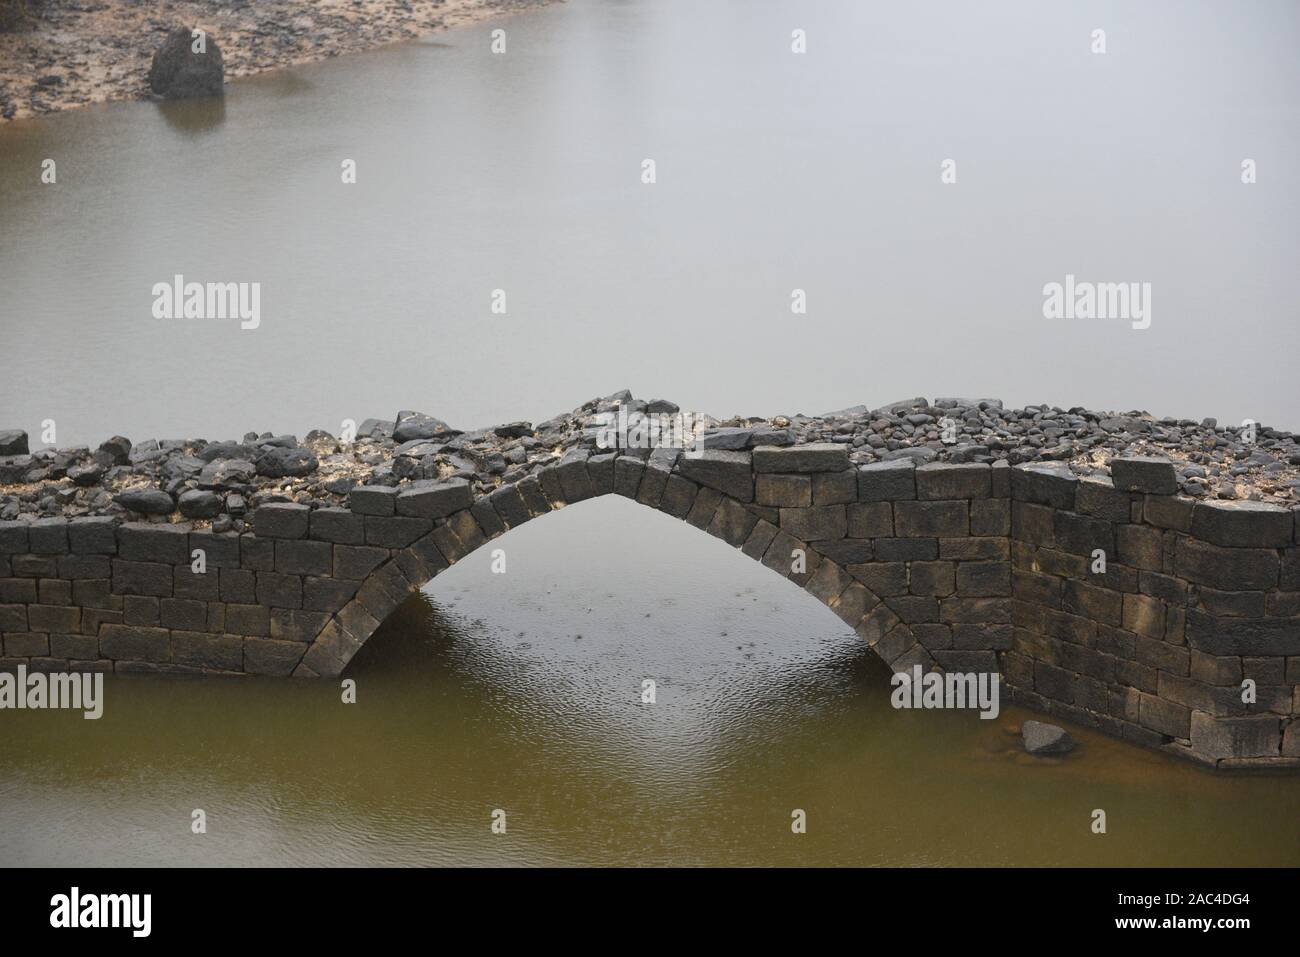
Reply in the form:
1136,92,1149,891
1143,494,1194,531
915,463,991,500
275,539,333,576
58,554,111,580
740,519,779,560
271,608,332,643
970,499,1010,537
244,638,306,676
28,517,69,554
1111,456,1177,495
1010,463,1077,509
219,567,257,603
894,500,968,538
1115,523,1162,571
1074,476,1133,523
537,465,566,505
333,545,389,580
1186,610,1300,656
847,561,908,595
1190,500,1293,548
111,559,173,597
955,561,1011,596
910,561,954,596
756,474,812,508
806,560,853,604
857,460,916,502
780,505,847,541
309,508,366,544
636,456,671,508
685,487,723,530
812,539,873,564
160,598,207,631
676,450,753,502
174,564,217,600
445,511,487,554
847,501,892,538
0,522,29,555
514,475,551,517
12,554,57,577
365,515,431,548
239,534,276,570
1175,538,1278,590
187,530,241,567
396,479,474,519
303,577,360,613
226,603,271,637
99,625,170,662
613,456,645,499
118,523,189,564
173,632,242,671
659,475,698,519
707,497,759,547
940,597,1011,623
255,572,303,609
470,498,506,538
252,503,310,539
885,595,938,624
349,485,398,516
556,450,597,502
811,470,858,505
875,538,938,562
753,443,848,473
67,517,119,554
587,452,617,496
1052,510,1114,557
488,484,531,528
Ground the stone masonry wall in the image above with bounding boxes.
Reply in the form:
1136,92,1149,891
1,445,1296,770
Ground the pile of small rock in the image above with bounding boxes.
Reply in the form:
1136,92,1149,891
1,391,1297,529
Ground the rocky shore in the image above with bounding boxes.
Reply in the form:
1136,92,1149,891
1,392,1297,530
0,0,556,122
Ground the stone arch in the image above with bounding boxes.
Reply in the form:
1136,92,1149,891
295,451,931,680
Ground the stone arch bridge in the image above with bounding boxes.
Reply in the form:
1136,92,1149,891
1,395,1298,770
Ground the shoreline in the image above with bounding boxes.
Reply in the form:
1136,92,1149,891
0,0,558,123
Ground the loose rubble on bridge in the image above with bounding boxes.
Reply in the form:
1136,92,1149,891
1,392,1297,525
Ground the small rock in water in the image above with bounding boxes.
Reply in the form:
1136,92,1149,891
1021,720,1075,755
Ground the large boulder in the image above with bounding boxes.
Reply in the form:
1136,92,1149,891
255,446,319,478
148,26,224,100
114,487,176,515
0,430,28,456
393,411,458,443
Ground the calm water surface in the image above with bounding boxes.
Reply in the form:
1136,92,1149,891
1,0,1298,444
1,498,1296,867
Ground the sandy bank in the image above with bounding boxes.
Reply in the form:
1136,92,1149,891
0,0,556,122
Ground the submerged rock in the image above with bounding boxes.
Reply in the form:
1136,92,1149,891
1022,720,1075,755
